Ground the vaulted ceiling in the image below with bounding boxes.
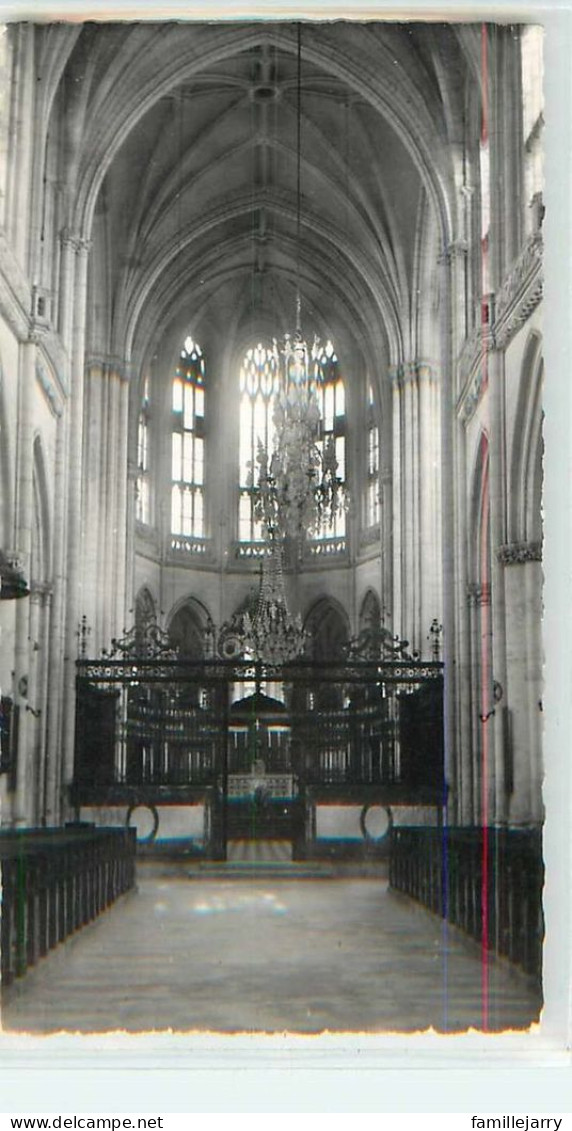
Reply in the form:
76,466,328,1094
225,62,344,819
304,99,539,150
42,21,481,377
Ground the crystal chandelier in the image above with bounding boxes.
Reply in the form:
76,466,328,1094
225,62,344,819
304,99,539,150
247,26,345,546
225,25,344,665
249,325,343,543
242,539,307,663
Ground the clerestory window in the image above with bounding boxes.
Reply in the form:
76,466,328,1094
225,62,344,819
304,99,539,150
238,343,279,543
237,338,346,545
136,376,151,525
365,384,380,528
171,336,205,538
311,340,346,541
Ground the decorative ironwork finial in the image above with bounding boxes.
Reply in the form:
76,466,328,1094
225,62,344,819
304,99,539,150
77,614,92,659
428,619,443,661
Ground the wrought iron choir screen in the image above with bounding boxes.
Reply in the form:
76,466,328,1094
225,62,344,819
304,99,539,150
72,620,444,856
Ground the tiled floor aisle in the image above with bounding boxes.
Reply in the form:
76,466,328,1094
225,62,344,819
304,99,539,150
1,862,541,1034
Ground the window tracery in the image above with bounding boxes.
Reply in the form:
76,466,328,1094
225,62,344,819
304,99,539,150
238,343,280,543
365,384,380,529
238,337,346,546
311,341,346,541
136,376,150,525
171,336,205,539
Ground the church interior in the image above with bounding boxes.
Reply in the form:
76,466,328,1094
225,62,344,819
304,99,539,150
0,19,546,1032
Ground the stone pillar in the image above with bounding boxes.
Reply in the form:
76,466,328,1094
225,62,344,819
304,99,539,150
45,398,69,825
115,374,130,633
27,582,52,823
391,367,402,642
466,580,494,827
62,237,90,790
390,361,440,657
82,358,130,656
454,419,474,827
13,337,36,825
487,348,509,826
497,541,543,825
7,26,34,264
439,246,466,823
379,463,392,626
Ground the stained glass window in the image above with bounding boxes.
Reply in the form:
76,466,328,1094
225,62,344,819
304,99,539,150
237,339,346,545
136,376,150,525
312,340,346,541
238,343,279,542
171,336,205,538
366,384,380,528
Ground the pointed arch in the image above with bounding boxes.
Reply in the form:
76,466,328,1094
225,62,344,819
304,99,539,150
359,589,382,633
469,429,491,588
135,586,156,628
304,596,350,662
167,595,213,660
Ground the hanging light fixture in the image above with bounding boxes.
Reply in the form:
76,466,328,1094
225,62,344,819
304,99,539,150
242,540,307,663
219,25,346,666
248,22,345,546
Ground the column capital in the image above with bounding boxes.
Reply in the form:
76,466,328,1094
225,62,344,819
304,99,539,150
59,228,91,255
496,541,542,565
86,354,130,381
438,239,468,266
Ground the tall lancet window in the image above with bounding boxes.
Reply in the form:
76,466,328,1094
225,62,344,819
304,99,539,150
366,384,380,528
136,376,150,525
312,340,346,541
171,336,205,538
238,344,279,543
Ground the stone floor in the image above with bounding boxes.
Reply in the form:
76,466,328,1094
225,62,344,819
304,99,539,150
1,859,541,1034
227,839,292,861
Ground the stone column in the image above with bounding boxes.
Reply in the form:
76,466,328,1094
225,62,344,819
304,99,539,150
497,541,543,824
466,580,494,827
81,358,130,655
13,336,36,825
45,398,69,825
379,463,392,626
390,361,440,657
27,582,52,823
487,348,509,826
439,245,466,823
62,237,90,790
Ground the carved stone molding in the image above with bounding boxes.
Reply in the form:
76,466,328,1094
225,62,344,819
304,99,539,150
36,358,63,418
60,228,91,256
40,331,69,396
86,354,129,382
494,232,543,349
0,230,32,340
457,232,543,425
496,541,542,565
457,322,494,424
466,581,491,607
